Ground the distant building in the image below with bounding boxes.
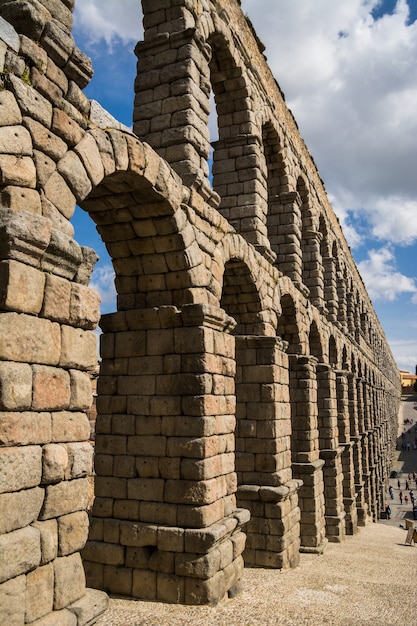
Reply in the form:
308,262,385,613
400,370,417,393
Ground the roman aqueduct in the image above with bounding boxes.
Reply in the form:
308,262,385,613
0,0,401,623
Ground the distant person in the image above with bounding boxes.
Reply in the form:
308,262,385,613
405,495,409,505
399,491,403,504
406,480,410,490
385,504,391,520
398,479,401,488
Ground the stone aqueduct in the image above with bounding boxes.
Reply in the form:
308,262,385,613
0,0,401,623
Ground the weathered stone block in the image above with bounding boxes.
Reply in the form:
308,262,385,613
69,283,100,329
0,185,42,216
58,511,89,556
32,365,71,410
0,154,36,187
19,34,48,72
0,486,44,534
7,74,53,127
0,575,26,626
132,568,157,600
57,150,92,202
0,444,42,493
40,20,74,67
0,360,32,410
30,64,64,105
24,116,68,160
0,313,60,365
0,124,32,156
41,273,71,323
0,90,22,126
59,325,97,370
103,564,133,596
25,563,54,623
127,478,165,502
119,521,158,547
65,442,93,479
74,132,105,186
0,209,52,266
156,572,185,603
40,477,89,519
175,548,221,580
0,525,41,583
44,171,76,220
53,553,86,610
68,369,92,410
125,545,152,568
51,411,90,442
32,519,58,564
42,443,69,483
82,541,125,566
0,410,51,445
66,588,109,625
52,107,84,147
41,228,82,280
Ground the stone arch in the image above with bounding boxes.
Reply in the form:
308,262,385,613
298,181,324,307
276,293,302,354
262,121,289,261
209,29,269,250
309,319,324,362
329,335,338,366
220,259,264,335
44,129,217,313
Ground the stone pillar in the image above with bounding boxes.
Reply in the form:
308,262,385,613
346,291,355,335
289,356,326,553
336,272,347,331
212,134,273,254
302,230,324,310
323,257,338,323
83,303,248,605
0,212,108,624
316,364,345,543
234,336,301,569
336,371,357,535
345,372,359,533
134,16,215,204
269,192,303,284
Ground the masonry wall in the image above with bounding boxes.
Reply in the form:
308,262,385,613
0,0,400,620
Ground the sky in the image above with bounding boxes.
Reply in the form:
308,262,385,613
71,0,417,373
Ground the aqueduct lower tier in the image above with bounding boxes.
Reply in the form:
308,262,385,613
0,0,400,622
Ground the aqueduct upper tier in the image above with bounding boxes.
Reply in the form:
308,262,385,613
0,0,400,621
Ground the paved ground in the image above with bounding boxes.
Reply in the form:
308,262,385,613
94,395,417,626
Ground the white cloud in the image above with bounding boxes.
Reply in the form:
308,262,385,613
242,0,417,246
73,0,142,49
357,247,417,302
90,264,117,310
362,197,417,245
389,340,417,373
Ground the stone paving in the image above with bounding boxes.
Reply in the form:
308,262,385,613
93,395,417,626
382,392,417,527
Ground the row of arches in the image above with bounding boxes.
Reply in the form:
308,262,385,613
134,1,391,382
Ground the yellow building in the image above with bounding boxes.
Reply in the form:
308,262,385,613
400,370,417,393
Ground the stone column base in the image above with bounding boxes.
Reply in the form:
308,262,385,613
292,460,327,553
237,480,302,570
83,509,249,605
325,512,346,543
67,589,109,625
343,496,359,535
